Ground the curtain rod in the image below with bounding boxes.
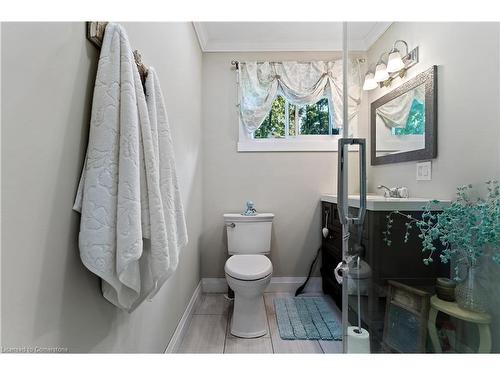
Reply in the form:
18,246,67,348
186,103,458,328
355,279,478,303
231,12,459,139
230,58,366,70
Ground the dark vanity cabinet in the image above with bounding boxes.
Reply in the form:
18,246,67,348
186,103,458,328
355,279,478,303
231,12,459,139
320,201,448,351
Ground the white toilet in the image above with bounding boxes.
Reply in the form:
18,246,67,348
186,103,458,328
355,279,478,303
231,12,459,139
224,213,274,338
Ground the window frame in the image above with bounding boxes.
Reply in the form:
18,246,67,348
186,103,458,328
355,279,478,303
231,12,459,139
237,96,343,152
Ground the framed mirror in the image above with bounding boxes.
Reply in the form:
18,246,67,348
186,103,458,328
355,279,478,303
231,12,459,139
371,65,437,165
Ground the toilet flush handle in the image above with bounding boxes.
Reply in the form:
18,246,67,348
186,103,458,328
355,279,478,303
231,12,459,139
226,222,236,228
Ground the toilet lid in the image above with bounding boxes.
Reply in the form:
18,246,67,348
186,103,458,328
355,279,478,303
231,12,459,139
225,254,273,281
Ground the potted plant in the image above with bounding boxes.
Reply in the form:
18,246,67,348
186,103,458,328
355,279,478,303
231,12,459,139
383,180,500,312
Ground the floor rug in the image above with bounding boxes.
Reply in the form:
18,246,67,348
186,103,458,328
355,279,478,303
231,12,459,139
274,296,342,340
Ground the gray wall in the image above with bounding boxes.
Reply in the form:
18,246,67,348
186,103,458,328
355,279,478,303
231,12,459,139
200,52,361,278
1,22,203,353
365,22,500,199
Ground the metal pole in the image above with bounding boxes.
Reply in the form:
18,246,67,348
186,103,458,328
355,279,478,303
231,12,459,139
341,21,349,354
357,256,361,332
342,23,349,139
336,23,368,353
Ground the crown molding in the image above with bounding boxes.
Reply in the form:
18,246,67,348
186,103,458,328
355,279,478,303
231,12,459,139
362,22,392,50
193,22,392,53
201,40,366,52
193,22,209,51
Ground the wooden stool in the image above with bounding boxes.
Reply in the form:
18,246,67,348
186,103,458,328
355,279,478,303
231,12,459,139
427,295,492,353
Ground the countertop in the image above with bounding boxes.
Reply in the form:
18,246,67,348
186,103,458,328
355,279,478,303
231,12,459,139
320,194,451,211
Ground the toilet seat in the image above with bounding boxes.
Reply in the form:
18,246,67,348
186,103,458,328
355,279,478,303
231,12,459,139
225,254,272,281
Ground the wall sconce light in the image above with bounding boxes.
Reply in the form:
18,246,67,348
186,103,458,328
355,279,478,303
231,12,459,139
363,40,419,90
362,70,378,91
374,52,389,82
387,40,408,73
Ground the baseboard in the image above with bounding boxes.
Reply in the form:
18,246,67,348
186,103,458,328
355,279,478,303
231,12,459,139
201,277,322,294
201,277,228,293
267,276,322,293
164,281,202,353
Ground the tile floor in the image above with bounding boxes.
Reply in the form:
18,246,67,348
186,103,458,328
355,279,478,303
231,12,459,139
177,292,343,354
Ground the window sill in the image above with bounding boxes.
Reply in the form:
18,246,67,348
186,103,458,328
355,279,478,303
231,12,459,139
237,137,344,152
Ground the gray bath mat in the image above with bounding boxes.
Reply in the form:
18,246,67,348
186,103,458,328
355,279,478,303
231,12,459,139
274,296,342,340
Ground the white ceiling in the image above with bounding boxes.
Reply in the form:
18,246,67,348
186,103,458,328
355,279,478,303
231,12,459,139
193,22,391,52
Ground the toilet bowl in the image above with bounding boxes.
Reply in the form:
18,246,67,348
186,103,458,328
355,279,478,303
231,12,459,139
225,254,272,338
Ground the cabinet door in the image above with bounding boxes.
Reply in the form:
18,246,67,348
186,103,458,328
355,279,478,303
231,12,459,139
321,244,342,307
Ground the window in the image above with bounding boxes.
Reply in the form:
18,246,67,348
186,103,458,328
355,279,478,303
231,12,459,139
238,95,342,152
254,96,339,139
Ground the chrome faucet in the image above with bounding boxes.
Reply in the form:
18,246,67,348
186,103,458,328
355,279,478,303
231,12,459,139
377,185,409,198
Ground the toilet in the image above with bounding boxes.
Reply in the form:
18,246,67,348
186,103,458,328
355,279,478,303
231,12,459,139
224,213,274,338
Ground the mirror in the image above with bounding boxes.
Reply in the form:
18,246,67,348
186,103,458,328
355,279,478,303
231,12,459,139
371,66,437,165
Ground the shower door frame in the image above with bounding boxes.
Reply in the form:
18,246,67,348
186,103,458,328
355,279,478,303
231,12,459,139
336,22,368,353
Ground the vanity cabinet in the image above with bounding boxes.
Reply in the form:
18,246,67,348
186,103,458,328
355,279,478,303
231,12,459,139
320,200,448,351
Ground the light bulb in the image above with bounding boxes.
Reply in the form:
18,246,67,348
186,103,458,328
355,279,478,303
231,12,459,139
362,72,377,91
387,50,405,73
374,62,389,82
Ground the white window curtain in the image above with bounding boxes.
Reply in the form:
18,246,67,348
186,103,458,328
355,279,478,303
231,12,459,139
238,60,361,136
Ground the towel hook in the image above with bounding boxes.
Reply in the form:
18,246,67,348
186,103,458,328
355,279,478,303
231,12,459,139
87,22,149,85
133,50,149,84
86,21,108,48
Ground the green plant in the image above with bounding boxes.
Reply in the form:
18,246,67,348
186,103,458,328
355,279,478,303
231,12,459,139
383,181,500,275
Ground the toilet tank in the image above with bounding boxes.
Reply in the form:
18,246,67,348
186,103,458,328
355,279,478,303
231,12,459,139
224,213,274,255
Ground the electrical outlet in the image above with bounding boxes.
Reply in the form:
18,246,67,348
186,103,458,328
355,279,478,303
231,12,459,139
416,161,432,181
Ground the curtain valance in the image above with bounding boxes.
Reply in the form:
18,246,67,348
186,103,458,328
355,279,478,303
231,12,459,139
238,60,361,136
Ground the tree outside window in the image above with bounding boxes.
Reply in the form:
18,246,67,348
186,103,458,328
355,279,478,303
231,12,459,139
254,96,339,139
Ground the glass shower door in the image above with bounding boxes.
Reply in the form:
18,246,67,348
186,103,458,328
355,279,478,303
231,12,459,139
334,22,370,353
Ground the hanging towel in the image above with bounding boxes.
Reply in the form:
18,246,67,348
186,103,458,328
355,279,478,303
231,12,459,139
128,68,189,309
142,67,188,299
73,23,146,310
74,23,187,311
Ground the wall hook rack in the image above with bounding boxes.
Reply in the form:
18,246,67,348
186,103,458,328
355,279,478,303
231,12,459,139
86,21,148,84
86,22,108,48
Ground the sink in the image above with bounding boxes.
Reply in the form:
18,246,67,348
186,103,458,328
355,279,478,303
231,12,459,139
366,194,432,202
321,194,450,211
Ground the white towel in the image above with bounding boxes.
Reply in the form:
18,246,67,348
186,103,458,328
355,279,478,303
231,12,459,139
74,23,187,311
129,68,189,308
142,68,188,299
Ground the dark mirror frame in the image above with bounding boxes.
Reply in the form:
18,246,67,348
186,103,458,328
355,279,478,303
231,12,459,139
371,65,437,166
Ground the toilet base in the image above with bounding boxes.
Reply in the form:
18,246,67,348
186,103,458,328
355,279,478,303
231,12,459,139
226,273,271,339
231,295,268,338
